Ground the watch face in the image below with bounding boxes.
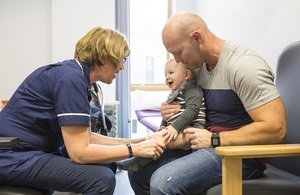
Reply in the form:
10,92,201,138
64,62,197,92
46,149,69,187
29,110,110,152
212,138,219,146
211,133,220,147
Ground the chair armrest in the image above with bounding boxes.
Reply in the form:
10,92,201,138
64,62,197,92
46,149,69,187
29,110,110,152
0,137,20,147
215,144,300,158
215,144,300,195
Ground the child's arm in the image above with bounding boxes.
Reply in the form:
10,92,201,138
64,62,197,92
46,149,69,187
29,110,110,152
170,83,205,132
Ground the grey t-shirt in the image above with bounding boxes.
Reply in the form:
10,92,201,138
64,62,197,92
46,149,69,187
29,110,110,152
196,41,279,130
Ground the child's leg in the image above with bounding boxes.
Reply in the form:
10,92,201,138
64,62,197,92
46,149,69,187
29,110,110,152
116,157,153,172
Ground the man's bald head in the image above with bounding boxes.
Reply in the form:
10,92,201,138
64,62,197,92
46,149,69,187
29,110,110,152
162,12,208,44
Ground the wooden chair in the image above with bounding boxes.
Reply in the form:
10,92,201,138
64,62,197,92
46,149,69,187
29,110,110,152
202,40,300,195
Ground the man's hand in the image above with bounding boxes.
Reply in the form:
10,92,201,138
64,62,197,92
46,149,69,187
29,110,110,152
160,101,180,121
183,127,212,149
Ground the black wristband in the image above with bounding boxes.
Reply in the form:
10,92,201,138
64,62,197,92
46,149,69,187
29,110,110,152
126,143,133,158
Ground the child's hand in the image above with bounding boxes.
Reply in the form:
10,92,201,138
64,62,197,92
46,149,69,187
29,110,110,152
165,126,178,143
157,126,166,132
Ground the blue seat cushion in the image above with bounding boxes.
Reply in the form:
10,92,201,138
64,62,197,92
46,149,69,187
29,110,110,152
201,164,300,195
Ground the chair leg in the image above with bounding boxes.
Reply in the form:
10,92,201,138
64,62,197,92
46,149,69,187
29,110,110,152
221,158,242,195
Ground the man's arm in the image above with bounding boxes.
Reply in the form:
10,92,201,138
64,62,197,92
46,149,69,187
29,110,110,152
220,97,287,146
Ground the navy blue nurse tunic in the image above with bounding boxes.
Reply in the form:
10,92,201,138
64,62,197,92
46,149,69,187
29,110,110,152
0,59,91,182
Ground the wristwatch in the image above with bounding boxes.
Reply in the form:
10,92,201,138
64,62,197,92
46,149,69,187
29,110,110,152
211,132,220,148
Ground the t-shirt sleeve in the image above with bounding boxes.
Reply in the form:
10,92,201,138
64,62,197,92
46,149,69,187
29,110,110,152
229,55,280,111
54,71,91,126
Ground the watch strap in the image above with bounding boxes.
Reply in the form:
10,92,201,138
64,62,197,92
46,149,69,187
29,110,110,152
126,143,133,158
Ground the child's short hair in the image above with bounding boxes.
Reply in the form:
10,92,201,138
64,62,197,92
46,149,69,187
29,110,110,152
165,58,195,78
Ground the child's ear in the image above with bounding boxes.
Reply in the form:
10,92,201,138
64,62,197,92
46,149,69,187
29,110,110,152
185,69,192,80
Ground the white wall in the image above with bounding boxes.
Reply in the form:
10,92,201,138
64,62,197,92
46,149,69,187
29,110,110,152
2,0,299,101
194,0,300,73
51,0,116,101
0,0,52,101
0,0,115,102
173,0,197,13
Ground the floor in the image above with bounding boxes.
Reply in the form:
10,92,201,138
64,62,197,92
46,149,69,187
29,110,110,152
113,170,135,195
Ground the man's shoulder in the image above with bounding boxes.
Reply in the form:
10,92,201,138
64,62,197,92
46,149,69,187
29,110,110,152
223,41,259,58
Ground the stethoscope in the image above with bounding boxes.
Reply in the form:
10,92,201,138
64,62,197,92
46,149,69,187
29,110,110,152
75,59,109,134
91,82,108,133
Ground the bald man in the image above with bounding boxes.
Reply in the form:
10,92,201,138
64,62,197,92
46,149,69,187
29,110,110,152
128,12,287,195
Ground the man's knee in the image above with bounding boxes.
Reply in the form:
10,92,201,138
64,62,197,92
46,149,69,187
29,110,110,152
150,171,174,195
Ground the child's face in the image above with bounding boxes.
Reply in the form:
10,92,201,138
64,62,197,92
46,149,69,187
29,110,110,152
165,61,189,90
